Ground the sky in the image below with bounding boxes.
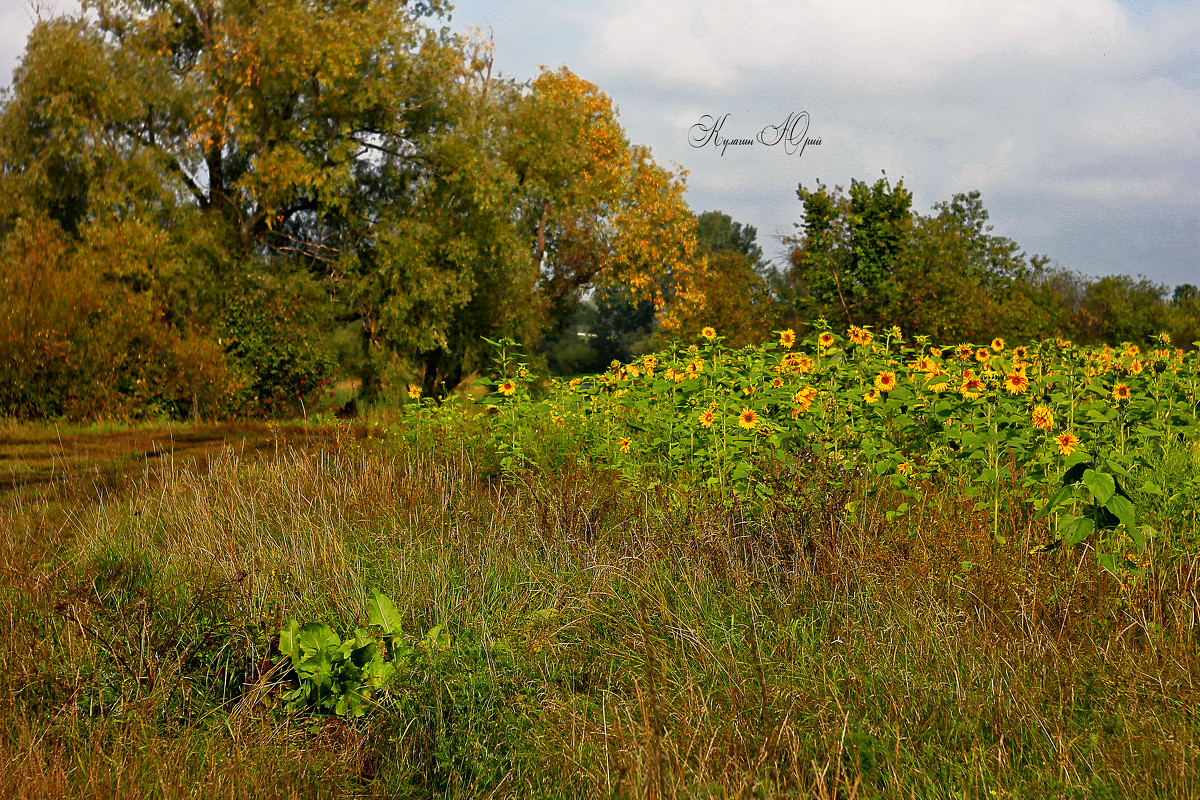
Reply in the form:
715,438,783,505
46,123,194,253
3,0,1198,289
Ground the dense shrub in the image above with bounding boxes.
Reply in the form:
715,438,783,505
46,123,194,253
0,216,246,419
215,270,336,416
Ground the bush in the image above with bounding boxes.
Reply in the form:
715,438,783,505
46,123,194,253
0,216,247,419
215,269,336,416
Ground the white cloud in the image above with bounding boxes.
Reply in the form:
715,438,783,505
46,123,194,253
591,0,1136,92
3,0,1197,285
571,0,1200,282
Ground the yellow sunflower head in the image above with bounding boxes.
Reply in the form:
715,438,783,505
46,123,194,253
1055,431,1080,455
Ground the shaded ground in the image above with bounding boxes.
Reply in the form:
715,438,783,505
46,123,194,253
0,421,369,505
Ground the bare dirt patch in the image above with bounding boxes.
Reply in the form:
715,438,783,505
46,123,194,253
0,421,368,504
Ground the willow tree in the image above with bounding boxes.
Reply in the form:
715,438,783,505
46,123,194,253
0,0,543,397
1,5,710,404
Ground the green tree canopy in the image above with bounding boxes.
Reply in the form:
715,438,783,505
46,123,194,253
0,2,713,411
789,174,912,327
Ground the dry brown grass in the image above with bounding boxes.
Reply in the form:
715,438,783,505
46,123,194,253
0,423,1197,797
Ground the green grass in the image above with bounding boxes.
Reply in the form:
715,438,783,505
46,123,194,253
1,420,1197,798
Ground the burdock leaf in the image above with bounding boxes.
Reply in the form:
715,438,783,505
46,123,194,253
368,590,404,636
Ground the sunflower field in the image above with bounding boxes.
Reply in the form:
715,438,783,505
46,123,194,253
477,325,1200,572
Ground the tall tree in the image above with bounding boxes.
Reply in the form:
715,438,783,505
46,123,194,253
894,191,1061,341
500,68,707,337
789,174,912,327
695,210,765,265
671,211,778,345
1,1,551,398
499,67,629,331
1,7,713,406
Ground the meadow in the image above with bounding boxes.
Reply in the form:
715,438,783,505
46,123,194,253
2,325,1199,799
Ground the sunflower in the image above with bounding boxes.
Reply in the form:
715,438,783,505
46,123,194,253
698,408,716,428
975,347,991,363
896,461,912,476
959,371,985,399
874,371,898,392
991,337,1006,353
737,407,759,429
793,386,817,411
925,368,951,391
770,377,784,389
1031,405,1055,431
930,347,944,358
818,332,835,349
1113,383,1131,402
618,437,632,454
499,381,516,396
795,355,814,373
848,326,872,346
864,390,881,404
1013,346,1028,360
1002,370,1030,394
1055,431,1080,456
779,329,796,348
956,344,974,359
701,326,717,341
911,355,933,372
407,383,421,400
1128,359,1144,375
685,357,705,375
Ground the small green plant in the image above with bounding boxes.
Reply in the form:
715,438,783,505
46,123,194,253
276,590,406,718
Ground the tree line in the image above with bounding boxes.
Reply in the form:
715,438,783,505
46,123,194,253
543,182,1199,372
781,176,1199,349
1,1,1194,420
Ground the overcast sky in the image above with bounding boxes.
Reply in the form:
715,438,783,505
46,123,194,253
4,0,1197,289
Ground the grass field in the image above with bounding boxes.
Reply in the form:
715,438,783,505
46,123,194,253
0,414,1197,799
3,331,1199,798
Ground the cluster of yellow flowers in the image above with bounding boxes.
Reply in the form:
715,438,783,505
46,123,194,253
486,323,1196,493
